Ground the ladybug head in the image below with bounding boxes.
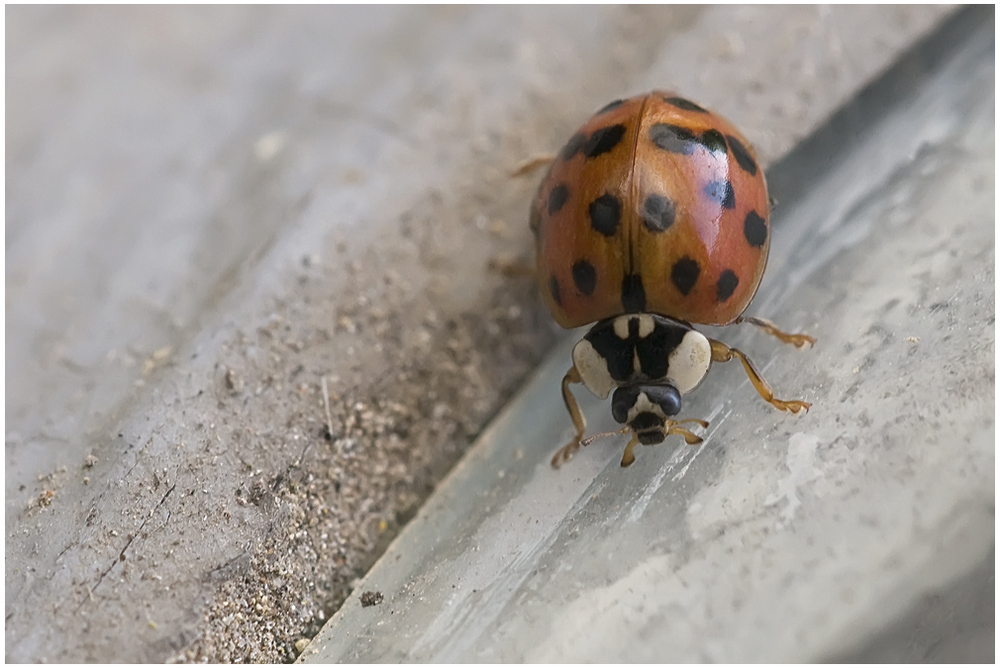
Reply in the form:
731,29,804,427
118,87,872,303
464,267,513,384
611,383,682,445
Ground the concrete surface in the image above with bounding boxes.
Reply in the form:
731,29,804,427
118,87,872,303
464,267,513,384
300,7,994,662
6,5,961,662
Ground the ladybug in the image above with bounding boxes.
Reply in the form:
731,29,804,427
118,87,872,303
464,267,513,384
529,91,814,468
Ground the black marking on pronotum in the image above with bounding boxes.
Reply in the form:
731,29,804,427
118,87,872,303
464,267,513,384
583,315,688,383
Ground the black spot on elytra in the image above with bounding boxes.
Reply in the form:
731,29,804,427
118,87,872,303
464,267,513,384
671,257,700,296
704,179,735,209
560,133,586,161
589,194,621,237
664,96,707,113
572,260,597,296
649,123,727,155
549,275,562,307
743,210,768,247
548,184,570,215
584,124,627,158
700,129,727,154
726,135,758,176
649,123,698,154
642,194,676,232
596,99,625,115
716,270,739,302
621,274,646,312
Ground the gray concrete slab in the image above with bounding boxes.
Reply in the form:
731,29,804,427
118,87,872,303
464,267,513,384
299,8,994,662
6,5,961,662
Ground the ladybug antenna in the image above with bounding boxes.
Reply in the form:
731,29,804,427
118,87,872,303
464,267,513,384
580,426,630,447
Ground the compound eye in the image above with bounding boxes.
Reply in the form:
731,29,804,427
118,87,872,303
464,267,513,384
611,385,641,424
643,384,682,416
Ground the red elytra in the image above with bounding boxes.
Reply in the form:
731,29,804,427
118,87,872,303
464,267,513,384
530,91,770,328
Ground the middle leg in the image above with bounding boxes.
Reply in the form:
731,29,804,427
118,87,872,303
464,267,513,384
709,339,811,414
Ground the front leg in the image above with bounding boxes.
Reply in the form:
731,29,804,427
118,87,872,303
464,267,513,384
551,365,588,468
510,154,556,177
708,339,811,414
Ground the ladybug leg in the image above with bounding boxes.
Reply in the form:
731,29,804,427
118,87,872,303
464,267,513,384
551,365,588,468
620,433,641,467
487,256,536,278
510,154,556,177
708,339,811,415
666,419,710,445
734,316,815,349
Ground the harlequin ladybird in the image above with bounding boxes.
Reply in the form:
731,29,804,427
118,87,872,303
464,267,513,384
529,91,814,468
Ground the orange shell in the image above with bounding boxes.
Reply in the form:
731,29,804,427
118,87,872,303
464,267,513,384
531,91,770,328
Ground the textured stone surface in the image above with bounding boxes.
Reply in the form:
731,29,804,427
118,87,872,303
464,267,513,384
6,5,956,662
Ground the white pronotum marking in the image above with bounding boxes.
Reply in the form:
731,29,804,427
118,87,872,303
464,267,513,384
667,330,711,394
572,339,615,399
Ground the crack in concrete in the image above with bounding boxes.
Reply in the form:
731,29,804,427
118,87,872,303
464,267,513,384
80,482,177,609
